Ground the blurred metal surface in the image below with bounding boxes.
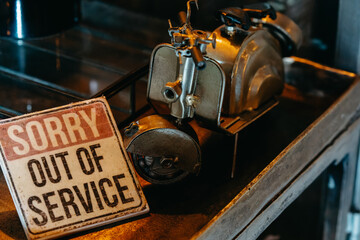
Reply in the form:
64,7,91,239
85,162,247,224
335,1,360,73
0,0,80,39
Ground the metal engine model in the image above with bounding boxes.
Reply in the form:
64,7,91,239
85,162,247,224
123,1,302,184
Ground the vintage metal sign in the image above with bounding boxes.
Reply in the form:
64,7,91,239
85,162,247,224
0,98,149,239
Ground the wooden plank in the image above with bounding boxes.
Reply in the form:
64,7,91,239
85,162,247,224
236,117,360,240
193,78,360,240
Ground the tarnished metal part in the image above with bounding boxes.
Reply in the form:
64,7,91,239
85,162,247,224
149,15,297,121
171,56,198,119
257,12,303,56
205,27,246,76
162,80,182,103
219,98,278,134
148,30,284,127
138,2,303,185
148,45,178,106
221,29,284,115
124,115,201,175
193,57,226,126
131,153,190,185
148,44,226,126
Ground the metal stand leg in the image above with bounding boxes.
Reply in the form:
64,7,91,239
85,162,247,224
231,133,239,179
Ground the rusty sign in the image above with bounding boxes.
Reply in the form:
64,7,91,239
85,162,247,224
0,98,149,239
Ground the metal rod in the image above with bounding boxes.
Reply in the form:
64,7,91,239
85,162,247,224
118,104,151,129
0,66,86,101
0,106,22,119
6,37,127,76
92,63,149,99
0,62,149,127
231,133,239,179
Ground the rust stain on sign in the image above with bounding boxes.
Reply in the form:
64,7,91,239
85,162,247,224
0,98,149,240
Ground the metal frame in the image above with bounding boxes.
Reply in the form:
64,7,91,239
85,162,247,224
0,63,150,129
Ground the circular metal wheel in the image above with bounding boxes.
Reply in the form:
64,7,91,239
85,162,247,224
132,153,190,184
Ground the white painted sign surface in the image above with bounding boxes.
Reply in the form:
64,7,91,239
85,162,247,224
0,98,149,239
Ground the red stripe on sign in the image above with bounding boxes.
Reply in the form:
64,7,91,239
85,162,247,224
0,102,114,161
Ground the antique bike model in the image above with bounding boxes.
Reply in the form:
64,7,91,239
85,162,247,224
123,1,302,184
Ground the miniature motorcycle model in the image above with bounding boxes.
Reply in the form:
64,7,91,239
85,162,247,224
123,1,302,184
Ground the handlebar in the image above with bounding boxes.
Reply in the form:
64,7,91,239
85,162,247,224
218,3,277,30
170,1,212,70
178,11,187,26
190,46,206,70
